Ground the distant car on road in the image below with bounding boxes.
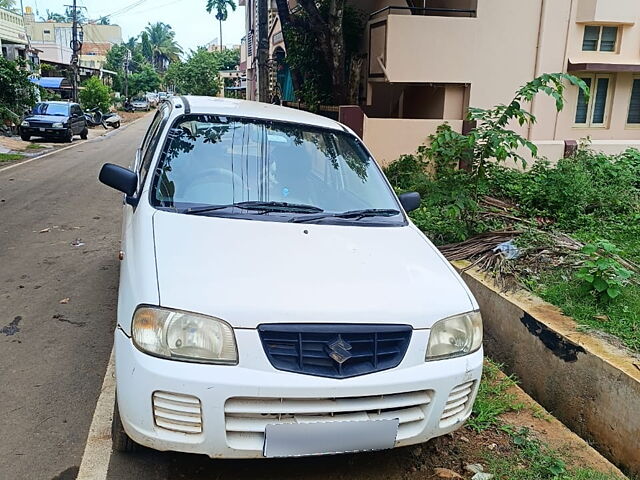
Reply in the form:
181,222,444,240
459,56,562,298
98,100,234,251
99,96,483,459
131,98,151,111
146,92,159,108
20,101,88,142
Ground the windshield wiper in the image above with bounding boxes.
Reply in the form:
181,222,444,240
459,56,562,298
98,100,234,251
290,208,401,223
181,201,324,216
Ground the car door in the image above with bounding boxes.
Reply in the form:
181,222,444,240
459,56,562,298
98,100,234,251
70,105,82,133
74,105,86,132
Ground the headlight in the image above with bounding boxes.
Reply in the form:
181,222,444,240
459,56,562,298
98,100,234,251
52,122,64,128
132,306,237,364
425,311,482,361
21,120,29,127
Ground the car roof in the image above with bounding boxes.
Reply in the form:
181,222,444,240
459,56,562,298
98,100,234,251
174,96,345,132
39,101,73,105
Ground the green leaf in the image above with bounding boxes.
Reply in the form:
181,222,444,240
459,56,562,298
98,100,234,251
592,277,608,292
606,287,621,299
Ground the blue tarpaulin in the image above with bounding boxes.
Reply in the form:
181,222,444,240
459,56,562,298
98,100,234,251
30,77,66,89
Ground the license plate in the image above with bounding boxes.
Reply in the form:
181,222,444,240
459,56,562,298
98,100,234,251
39,128,45,132
263,419,399,457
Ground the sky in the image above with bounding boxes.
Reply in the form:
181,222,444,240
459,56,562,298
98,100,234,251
24,0,247,52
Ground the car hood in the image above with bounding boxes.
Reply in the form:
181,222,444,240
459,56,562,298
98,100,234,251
152,210,475,329
25,114,69,123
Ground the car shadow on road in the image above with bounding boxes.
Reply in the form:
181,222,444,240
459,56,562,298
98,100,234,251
106,442,426,480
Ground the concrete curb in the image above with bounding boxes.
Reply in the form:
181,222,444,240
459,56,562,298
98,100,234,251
455,262,640,477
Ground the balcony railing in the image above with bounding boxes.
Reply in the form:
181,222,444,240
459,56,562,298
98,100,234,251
369,5,476,21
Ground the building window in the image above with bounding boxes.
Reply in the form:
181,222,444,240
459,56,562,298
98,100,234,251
627,78,640,124
582,25,618,52
575,75,612,126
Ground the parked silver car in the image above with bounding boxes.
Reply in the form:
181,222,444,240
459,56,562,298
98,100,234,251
131,98,150,111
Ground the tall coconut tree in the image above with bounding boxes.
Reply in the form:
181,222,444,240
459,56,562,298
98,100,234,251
205,0,236,51
144,22,183,72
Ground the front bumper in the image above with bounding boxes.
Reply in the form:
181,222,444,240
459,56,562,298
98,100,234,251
21,126,68,137
114,328,483,458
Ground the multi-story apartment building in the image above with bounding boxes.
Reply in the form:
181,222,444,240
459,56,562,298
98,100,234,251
0,6,28,61
23,6,122,70
243,0,640,164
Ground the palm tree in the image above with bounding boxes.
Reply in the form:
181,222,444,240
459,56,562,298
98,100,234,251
206,0,236,51
144,22,183,72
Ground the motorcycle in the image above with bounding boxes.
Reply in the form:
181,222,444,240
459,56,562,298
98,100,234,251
84,108,121,129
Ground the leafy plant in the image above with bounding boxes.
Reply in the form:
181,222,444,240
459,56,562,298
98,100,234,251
576,241,633,300
79,76,112,112
0,57,37,125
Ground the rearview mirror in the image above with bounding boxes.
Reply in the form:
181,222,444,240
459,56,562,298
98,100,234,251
99,163,137,197
398,192,421,213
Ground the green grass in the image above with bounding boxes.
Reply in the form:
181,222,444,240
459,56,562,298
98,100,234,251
25,143,45,150
0,153,24,163
469,361,623,479
467,360,524,432
535,269,640,352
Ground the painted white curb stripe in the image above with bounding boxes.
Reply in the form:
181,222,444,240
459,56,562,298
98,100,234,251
76,349,115,480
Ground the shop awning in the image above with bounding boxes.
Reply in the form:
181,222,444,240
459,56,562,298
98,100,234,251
29,77,70,89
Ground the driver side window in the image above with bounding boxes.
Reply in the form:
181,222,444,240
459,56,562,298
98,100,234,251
138,106,168,192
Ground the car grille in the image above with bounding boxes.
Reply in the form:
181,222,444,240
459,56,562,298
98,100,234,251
152,391,203,434
224,390,432,451
258,324,412,378
28,121,53,128
439,380,476,428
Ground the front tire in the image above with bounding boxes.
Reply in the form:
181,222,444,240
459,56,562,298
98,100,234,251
20,133,30,141
80,128,88,140
65,129,73,143
112,396,138,453
112,121,120,129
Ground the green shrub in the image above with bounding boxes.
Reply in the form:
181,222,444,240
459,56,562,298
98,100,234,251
79,76,112,112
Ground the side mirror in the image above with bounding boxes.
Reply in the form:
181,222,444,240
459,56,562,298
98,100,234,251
99,163,137,197
398,192,421,213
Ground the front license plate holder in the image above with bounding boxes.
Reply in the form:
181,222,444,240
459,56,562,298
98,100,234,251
39,128,45,132
263,419,399,458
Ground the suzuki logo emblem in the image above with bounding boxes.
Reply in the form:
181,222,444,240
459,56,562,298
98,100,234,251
326,335,353,365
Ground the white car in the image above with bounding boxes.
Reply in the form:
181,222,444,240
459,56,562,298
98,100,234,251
98,96,483,459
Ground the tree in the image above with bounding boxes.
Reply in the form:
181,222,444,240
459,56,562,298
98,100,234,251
0,0,16,10
164,48,221,96
145,22,182,72
274,0,363,105
79,76,112,112
211,48,240,70
97,16,110,25
42,9,66,22
128,64,161,96
205,0,236,51
140,32,153,64
0,57,37,125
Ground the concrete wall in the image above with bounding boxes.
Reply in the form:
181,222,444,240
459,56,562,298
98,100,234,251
458,266,640,476
362,117,463,166
577,0,637,24
0,7,27,45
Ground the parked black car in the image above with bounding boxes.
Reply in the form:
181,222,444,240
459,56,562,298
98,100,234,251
20,101,88,142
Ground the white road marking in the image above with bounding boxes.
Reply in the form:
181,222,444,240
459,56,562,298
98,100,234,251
0,114,149,174
76,348,115,480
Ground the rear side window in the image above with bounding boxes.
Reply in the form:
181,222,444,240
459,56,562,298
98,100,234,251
138,106,169,191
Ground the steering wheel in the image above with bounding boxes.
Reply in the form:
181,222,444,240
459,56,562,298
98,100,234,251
182,168,244,193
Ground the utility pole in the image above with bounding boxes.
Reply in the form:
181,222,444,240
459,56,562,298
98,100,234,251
123,49,131,100
66,0,83,102
256,0,269,102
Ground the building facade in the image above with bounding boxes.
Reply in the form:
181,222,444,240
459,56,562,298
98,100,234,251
362,0,640,163
242,0,640,165
23,7,122,70
0,6,28,61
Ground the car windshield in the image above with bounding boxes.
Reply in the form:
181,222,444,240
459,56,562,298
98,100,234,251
32,103,69,116
151,115,402,223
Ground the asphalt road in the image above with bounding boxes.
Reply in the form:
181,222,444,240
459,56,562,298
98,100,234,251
0,119,147,480
0,115,422,480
